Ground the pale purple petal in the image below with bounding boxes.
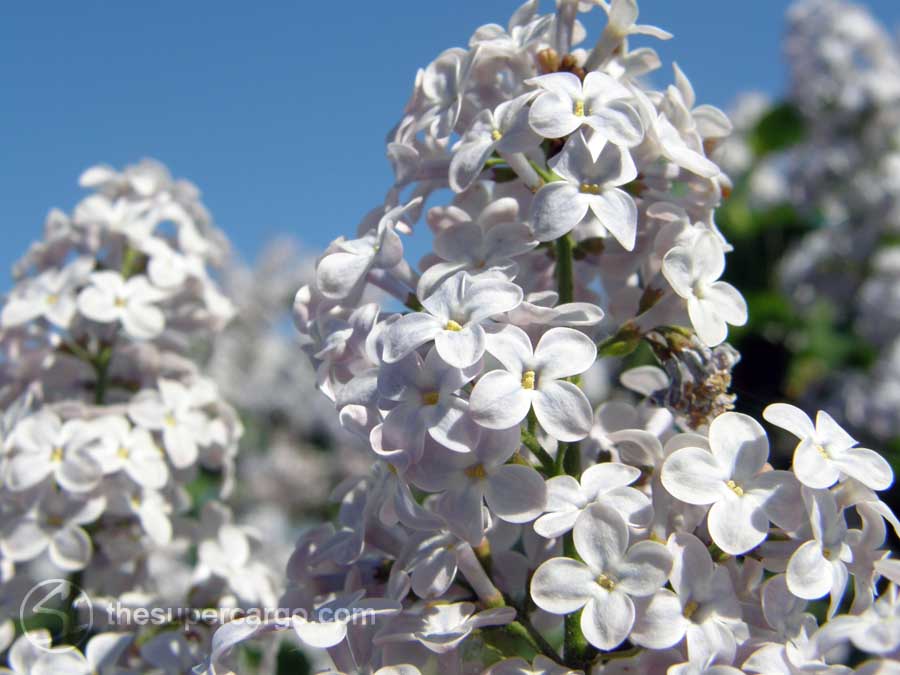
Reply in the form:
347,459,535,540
532,380,593,442
580,592,634,651
707,495,768,555
384,313,443,363
661,446,729,505
530,557,594,614
786,540,832,599
485,464,547,524
533,327,597,380
469,370,531,430
574,503,629,573
530,183,587,242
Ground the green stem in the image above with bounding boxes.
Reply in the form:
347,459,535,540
93,347,113,405
63,340,94,363
555,235,575,304
562,531,592,668
120,246,142,279
564,441,581,477
507,618,561,663
404,293,423,312
521,429,555,474
529,160,558,185
554,442,568,476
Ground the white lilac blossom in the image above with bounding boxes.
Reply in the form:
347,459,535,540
76,271,167,340
383,271,523,368
662,231,748,347
530,131,639,247
469,325,596,441
533,461,651,538
0,161,261,673
527,71,643,146
763,403,893,491
530,503,672,650
449,93,542,193
661,412,801,555
186,1,900,673
728,0,900,445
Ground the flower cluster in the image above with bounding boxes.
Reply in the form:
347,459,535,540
207,239,370,524
769,0,900,441
0,161,277,670
207,1,900,674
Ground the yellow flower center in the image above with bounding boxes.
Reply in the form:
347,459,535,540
45,294,60,306
465,464,487,480
114,296,127,308
445,319,463,332
50,446,64,463
491,128,503,141
596,573,616,590
521,370,536,390
815,443,829,459
579,183,602,195
574,100,585,117
422,391,440,406
683,600,699,619
164,413,177,427
117,446,130,459
726,479,744,497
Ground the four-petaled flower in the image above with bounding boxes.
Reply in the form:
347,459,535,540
528,71,644,147
77,271,168,340
469,324,596,442
384,272,523,369
530,503,672,650
763,402,893,491
661,412,801,555
662,231,748,346
530,132,638,248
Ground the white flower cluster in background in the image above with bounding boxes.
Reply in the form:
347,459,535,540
0,161,281,671
776,0,900,441
208,239,370,520
207,1,900,674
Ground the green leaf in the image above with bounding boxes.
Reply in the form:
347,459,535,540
598,324,642,358
276,642,311,675
748,102,806,157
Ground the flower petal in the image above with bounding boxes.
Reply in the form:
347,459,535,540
529,183,587,242
383,313,442,363
530,557,594,615
833,448,893,491
661,446,729,505
469,370,531,430
435,325,485,369
588,188,637,251
532,380,593,442
485,464,547,524
762,403,815,440
707,495,768,555
574,503,629,573
616,540,672,597
786,540,832,599
580,592,634,651
533,327,597,380
708,412,768,482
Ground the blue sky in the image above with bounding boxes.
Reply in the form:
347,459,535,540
2,1,900,282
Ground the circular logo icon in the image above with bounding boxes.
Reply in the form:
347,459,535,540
19,578,94,653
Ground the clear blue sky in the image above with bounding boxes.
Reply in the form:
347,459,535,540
2,1,899,282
